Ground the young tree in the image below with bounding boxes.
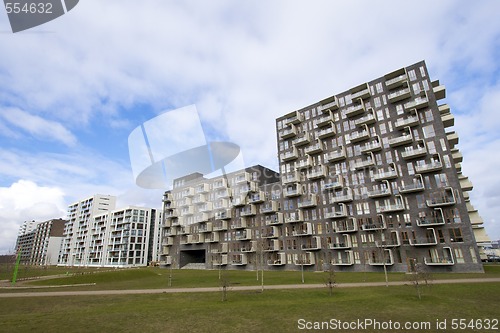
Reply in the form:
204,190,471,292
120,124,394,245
407,258,433,300
324,263,337,296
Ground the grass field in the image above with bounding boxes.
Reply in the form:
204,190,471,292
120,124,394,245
1,283,499,333
1,265,499,332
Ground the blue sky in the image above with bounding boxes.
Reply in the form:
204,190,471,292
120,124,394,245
0,0,500,254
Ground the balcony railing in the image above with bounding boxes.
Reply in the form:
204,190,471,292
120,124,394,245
345,103,365,117
317,127,336,139
388,134,413,147
388,87,411,103
304,141,324,155
401,146,427,160
349,129,369,143
280,126,297,139
367,187,391,198
394,115,419,129
292,132,311,146
399,182,424,193
415,160,442,173
385,74,408,89
325,148,346,162
404,96,428,109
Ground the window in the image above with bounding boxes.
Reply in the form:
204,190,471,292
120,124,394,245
449,228,463,242
376,109,384,120
427,141,436,154
376,82,383,93
379,123,387,135
407,162,414,175
419,66,426,78
374,97,381,108
408,69,417,81
423,124,435,139
412,82,421,95
454,248,464,263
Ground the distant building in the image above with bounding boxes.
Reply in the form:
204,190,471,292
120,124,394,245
160,61,486,273
58,194,160,267
16,218,66,265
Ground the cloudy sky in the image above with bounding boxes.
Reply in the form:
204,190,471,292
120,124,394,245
0,0,499,254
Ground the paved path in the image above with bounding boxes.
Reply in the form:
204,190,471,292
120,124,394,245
1,277,499,298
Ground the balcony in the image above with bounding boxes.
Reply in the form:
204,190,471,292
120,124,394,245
361,219,386,231
355,108,377,126
213,198,230,210
215,188,232,199
441,113,455,128
388,87,411,103
212,254,228,266
292,132,311,146
231,218,248,229
331,251,354,266
292,222,313,236
424,247,454,266
295,156,313,170
353,156,375,170
375,231,400,248
459,175,473,192
331,188,353,203
334,218,357,232
446,131,459,148
198,222,213,233
181,187,195,198
368,249,394,266
195,183,210,194
235,172,251,184
241,241,257,253
282,171,301,184
415,155,442,173
325,147,346,162
385,72,408,89
349,126,370,143
410,227,438,246
325,204,348,219
316,112,333,127
285,111,304,125
212,178,228,190
345,103,366,118
265,213,284,225
231,254,248,266
198,202,213,213
281,147,299,162
317,126,336,139
261,201,279,214
399,178,425,193
206,232,219,243
192,193,208,205
376,200,405,213
231,195,247,207
248,191,266,204
214,209,232,220
322,177,344,191
267,253,286,266
360,138,382,153
373,163,398,181
298,194,318,208
235,229,253,241
401,143,427,160
177,197,192,207
194,212,211,223
163,193,173,203
368,186,392,198
394,113,420,129
283,184,303,197
284,210,304,223
319,95,339,112
264,239,281,252
388,132,413,147
452,149,463,163
307,166,327,180
213,221,228,231
180,206,194,216
241,205,257,217
304,141,324,155
302,236,321,250
280,125,297,139
426,187,456,207
329,235,351,249
404,95,429,110
350,83,371,100
416,208,445,227
294,252,316,266
240,182,257,194
262,226,280,239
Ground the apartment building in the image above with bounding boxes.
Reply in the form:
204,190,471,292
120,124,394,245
160,61,486,273
16,218,66,265
58,194,116,266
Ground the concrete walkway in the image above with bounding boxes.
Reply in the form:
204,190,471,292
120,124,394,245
1,277,499,298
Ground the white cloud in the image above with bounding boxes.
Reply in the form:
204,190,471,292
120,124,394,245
0,0,499,248
0,107,77,146
0,180,66,254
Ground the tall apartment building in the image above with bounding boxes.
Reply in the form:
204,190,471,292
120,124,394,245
160,61,486,273
58,194,116,266
16,218,66,265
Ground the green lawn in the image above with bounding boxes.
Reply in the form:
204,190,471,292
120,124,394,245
9,264,499,292
0,283,499,333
